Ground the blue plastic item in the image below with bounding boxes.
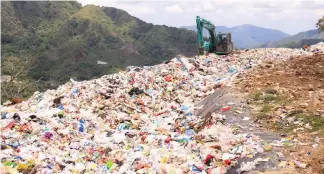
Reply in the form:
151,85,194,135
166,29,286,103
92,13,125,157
1,112,7,119
205,57,211,64
176,57,186,72
185,129,196,136
181,105,190,111
57,105,64,110
79,119,85,132
228,67,237,73
72,88,78,94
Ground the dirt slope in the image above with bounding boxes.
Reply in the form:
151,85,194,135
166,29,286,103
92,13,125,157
235,54,324,173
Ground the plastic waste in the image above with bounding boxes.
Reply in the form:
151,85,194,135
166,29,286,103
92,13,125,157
237,158,263,173
97,61,108,65
294,160,307,168
79,119,85,132
220,106,230,112
2,44,323,173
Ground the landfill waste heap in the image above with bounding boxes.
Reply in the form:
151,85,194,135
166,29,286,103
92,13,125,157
1,43,324,173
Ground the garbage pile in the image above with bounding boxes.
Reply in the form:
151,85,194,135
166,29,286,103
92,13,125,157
1,44,324,173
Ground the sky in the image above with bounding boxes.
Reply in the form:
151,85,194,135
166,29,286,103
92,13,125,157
77,0,324,35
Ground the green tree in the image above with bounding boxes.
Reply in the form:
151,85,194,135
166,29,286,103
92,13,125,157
1,56,42,103
316,16,324,32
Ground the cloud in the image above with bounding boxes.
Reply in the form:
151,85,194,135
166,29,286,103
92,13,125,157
253,1,277,9
314,9,324,17
77,0,93,6
124,5,156,15
216,9,224,13
265,12,281,21
202,1,215,11
185,4,201,13
283,9,297,15
77,0,324,35
300,0,324,9
212,0,238,6
165,4,183,13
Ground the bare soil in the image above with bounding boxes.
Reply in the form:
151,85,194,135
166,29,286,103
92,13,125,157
236,54,324,112
234,54,324,174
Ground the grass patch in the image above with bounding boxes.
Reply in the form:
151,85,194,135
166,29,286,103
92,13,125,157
263,94,279,103
255,112,271,120
296,113,324,136
248,90,324,137
265,88,277,95
250,91,281,104
287,110,324,136
272,121,288,131
260,104,272,113
250,92,277,120
254,104,273,120
287,110,304,117
251,92,263,101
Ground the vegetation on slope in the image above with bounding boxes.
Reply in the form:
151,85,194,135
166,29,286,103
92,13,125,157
316,16,324,32
1,1,197,102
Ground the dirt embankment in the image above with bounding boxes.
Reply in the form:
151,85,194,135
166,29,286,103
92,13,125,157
237,54,324,112
235,54,324,174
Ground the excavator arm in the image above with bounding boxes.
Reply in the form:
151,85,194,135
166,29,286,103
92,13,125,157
196,16,217,53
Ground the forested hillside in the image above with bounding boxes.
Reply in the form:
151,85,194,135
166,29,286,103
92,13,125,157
1,1,197,101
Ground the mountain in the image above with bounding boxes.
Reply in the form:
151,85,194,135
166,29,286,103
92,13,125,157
1,1,197,101
261,29,324,48
181,24,289,49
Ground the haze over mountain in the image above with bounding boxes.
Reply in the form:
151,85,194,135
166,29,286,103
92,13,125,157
261,29,324,48
181,25,290,49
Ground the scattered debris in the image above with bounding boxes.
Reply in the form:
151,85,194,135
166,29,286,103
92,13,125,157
1,43,324,173
235,43,324,174
97,60,108,65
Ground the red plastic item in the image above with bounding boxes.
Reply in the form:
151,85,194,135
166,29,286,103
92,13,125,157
19,124,31,132
209,144,221,149
224,159,231,166
154,111,167,117
135,163,150,170
164,75,173,82
3,121,15,130
165,136,171,144
203,154,214,164
89,147,94,154
129,79,135,85
220,106,230,112
141,135,146,142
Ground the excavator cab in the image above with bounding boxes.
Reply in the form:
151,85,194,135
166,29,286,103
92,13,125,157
215,33,233,55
